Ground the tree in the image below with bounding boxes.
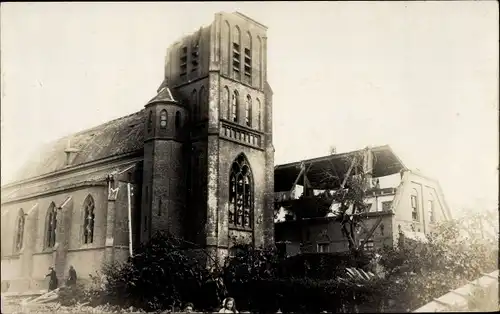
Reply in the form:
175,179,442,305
325,151,373,253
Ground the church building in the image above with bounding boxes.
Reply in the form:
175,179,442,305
1,11,275,293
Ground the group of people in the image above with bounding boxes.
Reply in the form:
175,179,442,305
182,297,238,313
47,266,238,313
45,265,77,291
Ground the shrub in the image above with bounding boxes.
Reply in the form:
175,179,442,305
378,219,498,311
221,244,379,312
95,231,224,312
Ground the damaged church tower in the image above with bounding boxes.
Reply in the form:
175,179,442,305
0,12,274,292
143,11,275,263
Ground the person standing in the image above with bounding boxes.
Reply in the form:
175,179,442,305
45,267,58,291
66,265,77,287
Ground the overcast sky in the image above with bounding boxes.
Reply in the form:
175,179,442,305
1,2,498,214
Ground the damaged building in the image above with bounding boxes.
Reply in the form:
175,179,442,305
1,11,275,293
274,145,453,256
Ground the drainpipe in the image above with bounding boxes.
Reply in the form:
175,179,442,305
127,183,133,257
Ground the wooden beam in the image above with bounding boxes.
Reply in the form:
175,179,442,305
341,156,357,189
290,162,305,193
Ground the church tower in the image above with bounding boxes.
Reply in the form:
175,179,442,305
163,11,274,263
141,84,189,243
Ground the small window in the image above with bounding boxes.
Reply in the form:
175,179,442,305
175,111,181,129
428,199,435,223
231,91,239,123
191,90,198,121
244,48,252,82
160,110,168,129
411,190,419,221
147,111,153,133
233,42,241,75
317,243,329,253
256,99,262,130
229,246,243,258
224,86,231,120
363,240,374,252
382,201,392,211
245,95,252,127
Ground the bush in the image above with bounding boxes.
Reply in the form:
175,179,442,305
70,218,496,313
221,244,380,312
94,231,224,312
378,219,498,311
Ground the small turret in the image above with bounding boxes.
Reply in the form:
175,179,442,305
140,81,189,243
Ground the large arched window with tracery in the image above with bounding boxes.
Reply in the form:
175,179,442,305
45,202,57,249
229,153,253,229
14,209,25,253
83,195,95,244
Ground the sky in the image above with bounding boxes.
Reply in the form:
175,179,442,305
1,2,498,215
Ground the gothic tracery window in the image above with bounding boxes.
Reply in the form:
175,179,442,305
229,154,253,229
83,195,95,244
14,209,25,253
45,202,57,249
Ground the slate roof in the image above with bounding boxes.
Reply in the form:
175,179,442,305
147,83,177,105
6,110,145,185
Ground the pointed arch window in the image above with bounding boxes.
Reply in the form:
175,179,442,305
244,31,252,84
224,86,230,120
229,153,253,229
256,99,262,130
14,209,25,253
245,95,252,127
191,89,198,121
45,202,57,249
160,109,168,129
147,110,153,133
232,26,241,80
199,86,205,120
231,91,239,123
83,195,95,244
175,111,181,129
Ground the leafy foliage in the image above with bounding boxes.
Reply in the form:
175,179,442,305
378,218,498,311
62,214,496,313
82,231,225,312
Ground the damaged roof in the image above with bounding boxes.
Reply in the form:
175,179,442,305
5,110,145,185
274,145,406,192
